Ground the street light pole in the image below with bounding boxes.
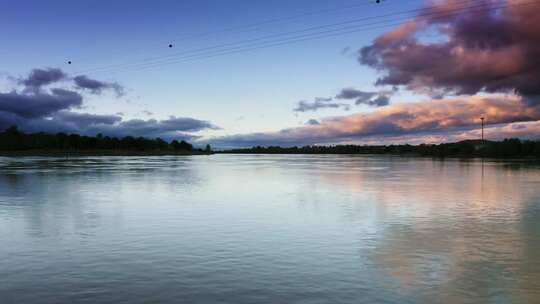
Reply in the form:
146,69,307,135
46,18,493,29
480,117,485,143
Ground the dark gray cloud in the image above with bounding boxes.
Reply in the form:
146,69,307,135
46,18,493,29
0,89,83,118
0,111,110,134
0,111,218,141
17,68,124,97
293,97,350,112
296,88,393,113
0,68,217,141
84,116,218,140
102,116,218,135
336,88,376,100
335,88,392,107
359,0,540,100
53,111,122,127
74,75,124,96
369,95,390,107
306,119,320,125
19,68,67,89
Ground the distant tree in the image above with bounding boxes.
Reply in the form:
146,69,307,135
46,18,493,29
5,125,19,135
0,126,199,153
171,140,181,150
171,139,193,151
205,144,212,153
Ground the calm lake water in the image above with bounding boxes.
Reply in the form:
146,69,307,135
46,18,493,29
1,155,539,303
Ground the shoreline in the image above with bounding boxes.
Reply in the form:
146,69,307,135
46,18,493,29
0,150,213,157
217,152,540,160
0,151,538,160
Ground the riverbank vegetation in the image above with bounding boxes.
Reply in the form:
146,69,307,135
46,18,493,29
222,139,540,158
0,126,211,156
2,126,539,158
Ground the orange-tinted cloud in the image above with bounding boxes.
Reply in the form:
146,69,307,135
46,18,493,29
209,94,540,147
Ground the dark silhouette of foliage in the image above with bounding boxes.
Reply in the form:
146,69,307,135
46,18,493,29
222,139,540,158
0,126,205,154
2,125,539,158
171,140,194,151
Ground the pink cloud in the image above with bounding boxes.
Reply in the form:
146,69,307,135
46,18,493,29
360,0,540,99
210,94,540,147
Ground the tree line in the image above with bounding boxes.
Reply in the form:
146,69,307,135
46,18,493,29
0,126,212,153
222,139,540,158
2,125,539,158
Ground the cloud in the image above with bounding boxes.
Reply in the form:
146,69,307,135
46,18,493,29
16,68,124,97
74,75,124,97
82,116,218,140
53,111,122,127
370,95,391,107
335,88,376,101
208,94,540,148
294,88,395,113
306,119,320,125
0,111,218,141
293,97,350,112
336,88,392,107
359,0,540,100
0,68,218,141
355,120,540,146
19,68,67,90
0,89,82,118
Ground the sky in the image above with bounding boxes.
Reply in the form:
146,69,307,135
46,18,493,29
1,0,539,148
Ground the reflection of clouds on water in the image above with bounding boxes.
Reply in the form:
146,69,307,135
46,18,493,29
0,156,202,239
301,156,540,302
516,198,540,303
1,155,540,303
312,158,540,221
219,155,540,301
368,219,531,302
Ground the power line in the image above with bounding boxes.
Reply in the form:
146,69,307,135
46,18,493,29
75,0,536,74
73,0,480,74
74,0,429,74
66,0,406,68
129,0,536,73
168,0,396,43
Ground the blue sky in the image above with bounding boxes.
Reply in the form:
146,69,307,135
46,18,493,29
0,0,422,135
2,0,539,147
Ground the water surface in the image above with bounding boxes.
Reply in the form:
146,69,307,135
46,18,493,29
1,155,539,303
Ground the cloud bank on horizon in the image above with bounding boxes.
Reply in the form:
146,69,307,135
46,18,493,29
209,95,540,147
0,68,218,141
207,0,540,147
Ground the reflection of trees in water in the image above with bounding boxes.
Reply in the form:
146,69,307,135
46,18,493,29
0,157,202,238
314,158,539,219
